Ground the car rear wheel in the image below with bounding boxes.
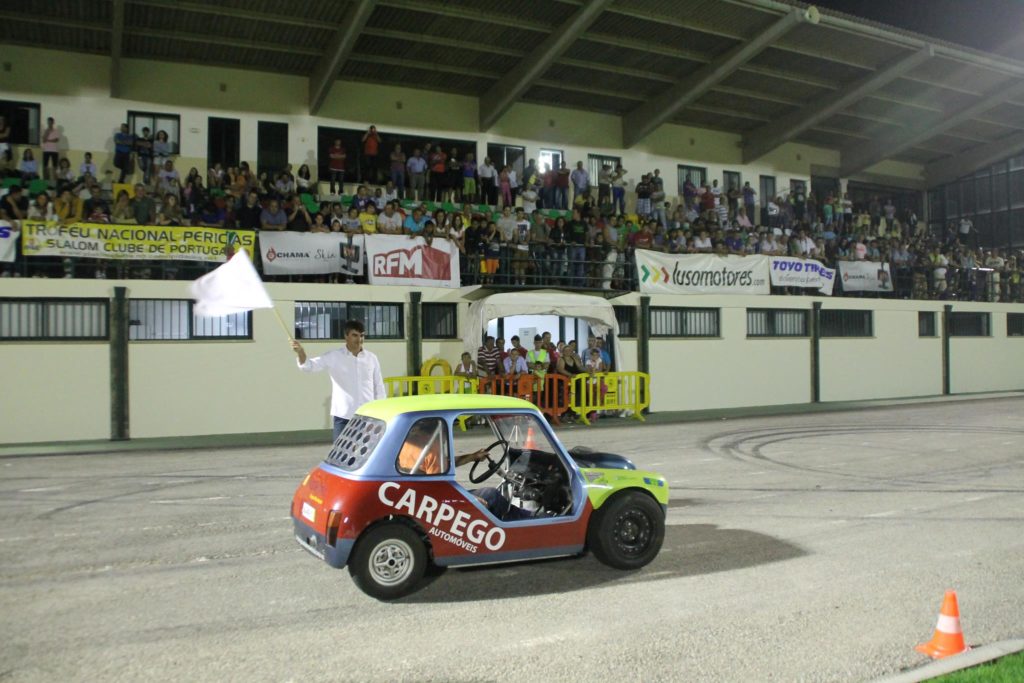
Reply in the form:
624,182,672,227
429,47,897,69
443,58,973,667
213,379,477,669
349,523,427,600
587,491,664,570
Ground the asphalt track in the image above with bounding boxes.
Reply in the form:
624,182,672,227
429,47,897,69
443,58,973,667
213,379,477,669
1,398,1022,682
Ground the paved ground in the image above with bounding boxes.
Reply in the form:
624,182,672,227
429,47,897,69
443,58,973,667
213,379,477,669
1,397,1022,682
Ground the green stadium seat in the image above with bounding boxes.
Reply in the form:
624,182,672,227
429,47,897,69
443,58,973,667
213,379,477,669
28,179,50,196
209,188,225,198
441,202,457,212
300,193,321,213
1,177,22,189
340,194,353,207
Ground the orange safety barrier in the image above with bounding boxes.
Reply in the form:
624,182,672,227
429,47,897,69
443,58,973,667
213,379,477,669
533,373,571,426
476,373,536,401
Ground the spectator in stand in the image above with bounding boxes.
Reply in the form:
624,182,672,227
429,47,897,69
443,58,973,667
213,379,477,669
742,181,756,221
259,199,288,231
199,196,227,228
406,147,426,201
157,160,179,197
445,147,462,204
529,210,549,286
566,209,588,286
597,163,612,208
462,152,478,204
310,212,330,233
358,202,378,234
499,164,513,209
341,206,361,234
403,207,427,235
27,192,55,221
109,189,134,223
0,115,10,157
274,169,295,199
156,193,184,226
570,161,590,205
131,184,156,225
18,149,39,181
285,196,312,231
388,144,405,199
113,124,134,183
296,164,313,193
476,336,502,378
454,351,477,381
153,130,172,173
1,185,27,220
327,139,347,195
135,127,154,184
503,347,529,376
361,125,381,184
428,145,447,202
479,156,497,206
554,161,570,210
55,158,75,192
41,117,60,182
78,152,97,179
54,188,82,225
377,202,403,235
479,221,501,285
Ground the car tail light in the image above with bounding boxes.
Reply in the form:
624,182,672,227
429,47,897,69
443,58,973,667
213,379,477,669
326,509,343,546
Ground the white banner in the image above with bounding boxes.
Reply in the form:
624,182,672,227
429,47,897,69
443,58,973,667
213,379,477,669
838,261,893,293
258,232,365,276
0,221,18,263
769,256,836,296
365,234,461,288
636,251,770,295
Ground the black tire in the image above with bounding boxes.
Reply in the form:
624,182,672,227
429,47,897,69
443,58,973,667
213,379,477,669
348,523,427,600
587,491,664,570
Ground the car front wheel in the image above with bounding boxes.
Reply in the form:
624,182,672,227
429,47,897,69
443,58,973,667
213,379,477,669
587,491,664,570
349,523,427,600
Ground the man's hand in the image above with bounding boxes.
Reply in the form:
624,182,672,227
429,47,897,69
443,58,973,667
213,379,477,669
291,340,307,364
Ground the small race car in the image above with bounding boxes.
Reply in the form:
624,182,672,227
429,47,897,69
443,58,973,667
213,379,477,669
291,394,668,599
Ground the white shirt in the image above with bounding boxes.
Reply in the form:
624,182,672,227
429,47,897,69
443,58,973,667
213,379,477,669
298,346,386,419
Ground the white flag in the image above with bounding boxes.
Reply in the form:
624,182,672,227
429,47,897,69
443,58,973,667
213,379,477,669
191,250,274,317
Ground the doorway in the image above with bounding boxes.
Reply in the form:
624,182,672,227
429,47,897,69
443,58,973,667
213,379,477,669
257,121,288,177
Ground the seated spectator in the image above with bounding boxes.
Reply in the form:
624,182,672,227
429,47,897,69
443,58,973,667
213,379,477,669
55,158,75,192
131,184,156,224
403,207,427,235
503,347,529,375
199,197,227,227
286,197,312,231
352,185,373,212
310,212,330,233
476,336,502,378
0,149,16,178
79,152,97,179
54,189,82,225
157,193,184,226
259,199,288,231
27,192,55,221
18,149,39,181
274,171,295,199
454,352,477,379
377,202,403,234
341,206,361,234
157,160,180,196
1,185,27,220
296,164,313,192
236,191,263,230
359,203,378,234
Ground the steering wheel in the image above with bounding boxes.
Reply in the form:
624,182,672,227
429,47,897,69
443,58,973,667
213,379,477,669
469,439,509,484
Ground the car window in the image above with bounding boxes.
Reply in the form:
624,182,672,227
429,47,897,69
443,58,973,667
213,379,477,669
325,416,386,470
396,418,450,476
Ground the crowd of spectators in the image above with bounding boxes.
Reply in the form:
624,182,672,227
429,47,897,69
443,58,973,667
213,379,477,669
0,120,1021,302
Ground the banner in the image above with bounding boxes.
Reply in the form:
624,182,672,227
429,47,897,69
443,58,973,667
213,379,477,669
258,231,365,276
0,221,18,263
769,256,836,296
365,234,461,288
635,251,770,295
21,221,256,262
838,260,893,293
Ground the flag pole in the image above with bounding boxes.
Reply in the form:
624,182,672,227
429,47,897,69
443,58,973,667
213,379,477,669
270,306,294,341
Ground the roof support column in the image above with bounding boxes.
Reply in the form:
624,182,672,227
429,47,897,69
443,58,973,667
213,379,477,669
110,0,124,98
309,0,377,115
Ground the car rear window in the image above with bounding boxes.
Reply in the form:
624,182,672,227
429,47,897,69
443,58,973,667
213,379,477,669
324,416,386,470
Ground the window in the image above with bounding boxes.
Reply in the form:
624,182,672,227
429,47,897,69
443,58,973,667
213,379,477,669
0,99,41,145
677,165,707,195
918,311,937,337
747,309,808,337
208,117,240,168
396,418,449,475
129,299,250,340
325,415,386,470
539,149,563,174
650,307,719,337
294,301,403,340
422,303,457,339
819,310,872,337
948,312,990,337
0,298,108,341
759,175,776,207
723,170,741,193
257,121,289,177
127,110,180,155
613,305,636,338
487,143,525,179
588,154,621,185
1008,313,1024,337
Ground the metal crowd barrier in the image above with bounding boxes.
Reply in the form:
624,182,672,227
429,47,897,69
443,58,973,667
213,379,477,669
569,371,650,426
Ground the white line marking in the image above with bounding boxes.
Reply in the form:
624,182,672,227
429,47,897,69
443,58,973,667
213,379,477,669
19,486,65,492
865,510,897,518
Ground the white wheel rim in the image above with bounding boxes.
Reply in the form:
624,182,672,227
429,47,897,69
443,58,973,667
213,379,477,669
368,538,414,586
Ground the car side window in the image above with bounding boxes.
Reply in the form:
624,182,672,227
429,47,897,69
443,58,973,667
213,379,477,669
395,418,449,476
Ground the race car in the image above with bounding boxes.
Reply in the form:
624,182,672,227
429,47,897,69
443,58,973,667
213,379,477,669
291,394,668,600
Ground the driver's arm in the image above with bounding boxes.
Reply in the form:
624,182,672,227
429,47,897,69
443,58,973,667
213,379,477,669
455,448,488,467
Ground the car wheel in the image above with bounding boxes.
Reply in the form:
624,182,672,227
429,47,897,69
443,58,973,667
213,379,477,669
349,523,427,600
587,491,664,570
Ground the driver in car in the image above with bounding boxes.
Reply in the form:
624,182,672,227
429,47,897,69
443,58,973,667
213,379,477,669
397,421,527,520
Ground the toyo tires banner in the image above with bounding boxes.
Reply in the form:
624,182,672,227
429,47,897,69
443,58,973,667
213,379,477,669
838,260,893,292
635,251,770,295
769,256,835,295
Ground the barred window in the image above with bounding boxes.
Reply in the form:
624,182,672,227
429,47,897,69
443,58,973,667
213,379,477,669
677,165,707,195
614,305,636,338
588,154,621,184
422,303,457,339
948,312,990,337
0,298,108,341
1008,313,1024,337
129,299,250,340
650,307,719,337
747,309,807,337
295,301,403,340
820,310,873,337
918,312,937,337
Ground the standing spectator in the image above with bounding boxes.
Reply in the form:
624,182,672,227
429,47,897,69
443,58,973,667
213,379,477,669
41,116,60,182
567,209,588,286
389,143,406,198
328,138,347,195
634,174,652,218
361,125,381,183
0,115,10,157
18,150,39,182
454,351,477,380
446,147,462,204
296,164,313,193
113,123,134,183
507,163,519,207
570,161,590,205
153,130,172,173
499,164,513,209
540,164,555,209
597,163,612,207
476,335,502,378
555,161,571,210
742,181,756,221
406,147,427,201
958,217,973,246
611,164,627,215
135,127,154,184
462,152,478,204
479,156,497,206
529,210,549,285
428,145,447,202
291,320,386,442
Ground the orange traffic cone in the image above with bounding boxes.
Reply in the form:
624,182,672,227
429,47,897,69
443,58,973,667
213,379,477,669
915,590,970,659
524,426,538,450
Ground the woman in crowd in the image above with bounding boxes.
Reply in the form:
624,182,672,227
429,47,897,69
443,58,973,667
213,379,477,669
153,130,172,173
296,164,313,193
55,158,75,192
157,193,184,226
110,189,135,224
19,149,39,181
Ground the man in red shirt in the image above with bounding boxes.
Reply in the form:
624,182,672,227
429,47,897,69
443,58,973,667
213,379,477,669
361,125,381,184
328,139,346,195
429,146,447,202
542,165,556,210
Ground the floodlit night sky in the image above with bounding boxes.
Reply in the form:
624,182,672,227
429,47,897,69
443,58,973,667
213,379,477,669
813,0,1024,57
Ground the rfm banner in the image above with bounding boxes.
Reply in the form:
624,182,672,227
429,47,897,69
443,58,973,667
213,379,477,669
365,234,461,288
21,221,256,262
258,231,365,276
636,251,770,295
769,256,836,296
838,260,893,293
0,221,18,263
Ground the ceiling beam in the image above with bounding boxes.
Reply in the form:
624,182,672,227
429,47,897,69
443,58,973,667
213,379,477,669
477,0,614,131
621,7,808,148
110,0,124,98
840,79,1024,176
376,0,549,32
309,0,376,115
925,131,1024,186
741,45,933,163
128,0,335,30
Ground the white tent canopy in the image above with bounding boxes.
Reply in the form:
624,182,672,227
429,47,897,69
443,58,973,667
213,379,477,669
460,290,622,369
